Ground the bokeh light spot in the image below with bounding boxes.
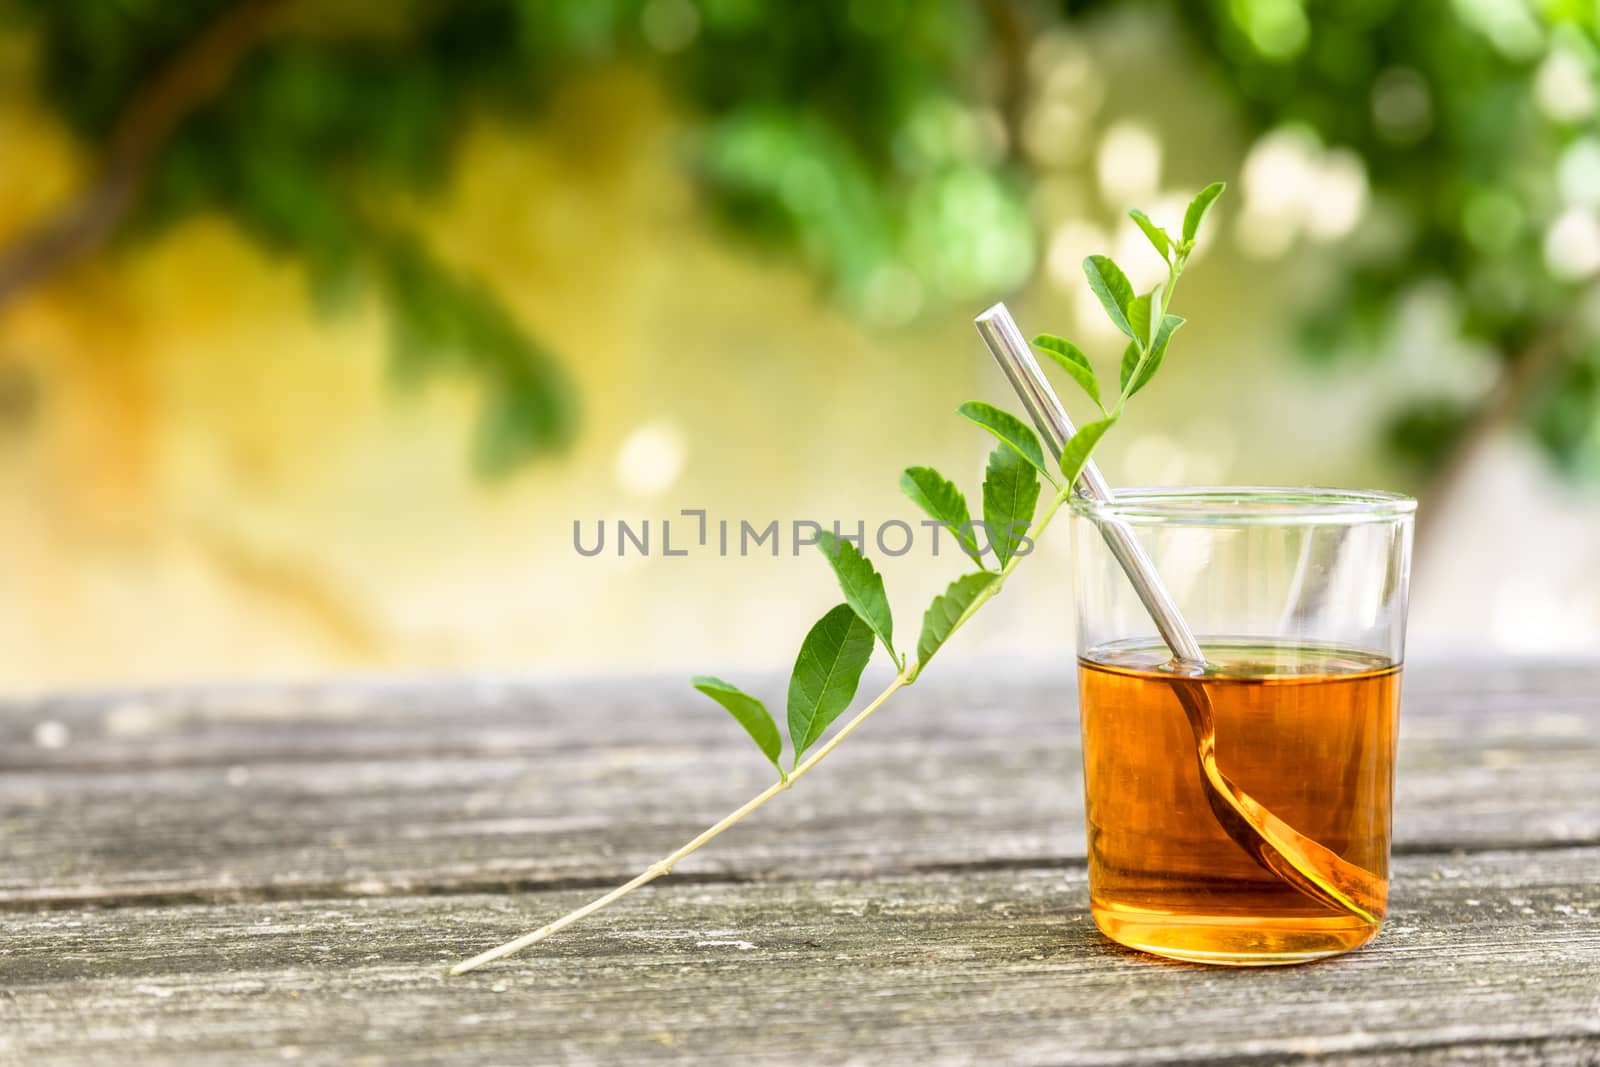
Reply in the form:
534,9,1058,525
1228,0,1310,60
1096,121,1162,207
1559,139,1600,209
1304,148,1369,241
1452,0,1544,60
1536,47,1598,124
1371,67,1433,145
615,420,688,498
1023,101,1089,168
1544,209,1600,281
641,0,700,53
1047,220,1109,292
860,264,925,327
1237,126,1367,256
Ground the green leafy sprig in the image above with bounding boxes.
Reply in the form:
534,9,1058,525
1041,180,1223,486
450,183,1225,975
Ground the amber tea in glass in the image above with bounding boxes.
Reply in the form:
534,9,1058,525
1071,489,1414,965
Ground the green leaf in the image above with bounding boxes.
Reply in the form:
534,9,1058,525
1128,208,1171,259
916,572,998,668
956,401,1050,477
1152,313,1186,357
1127,289,1157,348
787,604,875,763
1060,416,1118,486
1182,181,1226,244
692,676,783,773
1119,341,1141,396
901,467,984,566
815,530,895,661
1031,334,1102,411
981,443,1040,568
1125,315,1184,400
1082,255,1136,338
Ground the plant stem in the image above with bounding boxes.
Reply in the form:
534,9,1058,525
450,486,1076,975
1114,257,1184,416
906,487,1070,682
449,673,908,975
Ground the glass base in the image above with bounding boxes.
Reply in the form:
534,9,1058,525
1092,901,1381,966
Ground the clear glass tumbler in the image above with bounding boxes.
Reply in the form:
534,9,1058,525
1070,487,1415,965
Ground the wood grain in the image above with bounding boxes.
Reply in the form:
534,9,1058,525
3,665,1597,907
3,849,1598,1065
2,661,1598,1063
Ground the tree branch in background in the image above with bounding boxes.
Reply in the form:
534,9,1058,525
979,0,1031,166
1414,330,1570,562
0,0,288,311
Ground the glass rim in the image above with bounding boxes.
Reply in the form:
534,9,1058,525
1069,486,1417,525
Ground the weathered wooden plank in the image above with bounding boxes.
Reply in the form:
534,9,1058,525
5,661,1596,771
4,665,1598,906
3,848,1598,1066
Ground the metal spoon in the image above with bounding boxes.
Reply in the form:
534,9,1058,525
974,302,1384,923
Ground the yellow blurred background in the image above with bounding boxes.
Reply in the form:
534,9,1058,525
2,1,1597,694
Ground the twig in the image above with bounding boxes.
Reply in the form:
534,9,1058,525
449,675,908,975
978,0,1031,165
450,489,1073,975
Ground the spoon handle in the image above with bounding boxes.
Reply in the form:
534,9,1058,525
974,303,1206,665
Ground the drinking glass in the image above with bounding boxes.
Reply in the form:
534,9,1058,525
1070,487,1414,965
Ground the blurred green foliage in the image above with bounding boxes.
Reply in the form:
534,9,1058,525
3,0,1597,484
1165,0,1600,482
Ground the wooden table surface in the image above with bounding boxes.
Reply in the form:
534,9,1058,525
2,661,1598,1065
